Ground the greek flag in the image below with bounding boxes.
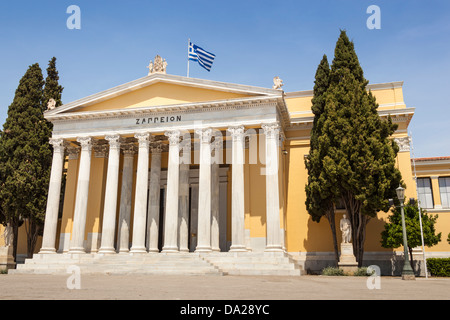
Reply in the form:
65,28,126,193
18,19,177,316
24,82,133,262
188,41,216,72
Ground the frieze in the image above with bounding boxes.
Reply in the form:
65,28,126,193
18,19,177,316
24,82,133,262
135,115,182,125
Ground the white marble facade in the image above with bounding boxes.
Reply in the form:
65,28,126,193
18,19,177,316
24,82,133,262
40,74,288,256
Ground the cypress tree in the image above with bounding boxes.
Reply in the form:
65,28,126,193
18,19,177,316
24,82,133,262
0,64,45,258
0,59,61,258
318,30,402,265
43,57,65,220
305,54,340,262
43,57,63,112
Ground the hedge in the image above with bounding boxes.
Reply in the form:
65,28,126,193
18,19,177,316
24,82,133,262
426,258,450,277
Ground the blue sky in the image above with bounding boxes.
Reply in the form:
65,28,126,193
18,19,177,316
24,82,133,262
0,0,449,158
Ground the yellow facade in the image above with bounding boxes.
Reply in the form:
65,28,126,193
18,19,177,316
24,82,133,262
4,74,450,265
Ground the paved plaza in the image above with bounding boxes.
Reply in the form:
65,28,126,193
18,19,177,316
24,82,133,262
1,273,449,300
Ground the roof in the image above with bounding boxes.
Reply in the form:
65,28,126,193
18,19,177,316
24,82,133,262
413,157,450,162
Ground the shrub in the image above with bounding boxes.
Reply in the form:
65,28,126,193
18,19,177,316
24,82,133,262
321,267,345,276
426,258,450,277
353,267,373,276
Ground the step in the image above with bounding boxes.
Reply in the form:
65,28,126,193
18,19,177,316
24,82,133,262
11,252,304,276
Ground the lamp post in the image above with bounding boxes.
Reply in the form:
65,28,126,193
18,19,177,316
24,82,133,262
396,185,416,280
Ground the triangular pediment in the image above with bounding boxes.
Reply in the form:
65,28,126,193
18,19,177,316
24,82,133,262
47,73,281,116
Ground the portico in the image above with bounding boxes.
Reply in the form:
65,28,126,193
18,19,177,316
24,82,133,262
39,72,289,257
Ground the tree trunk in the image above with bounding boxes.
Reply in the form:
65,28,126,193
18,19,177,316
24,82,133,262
342,192,369,267
25,218,41,258
12,223,18,262
325,209,339,264
408,246,415,274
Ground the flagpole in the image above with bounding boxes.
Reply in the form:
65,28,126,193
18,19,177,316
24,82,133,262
187,38,190,78
410,131,428,279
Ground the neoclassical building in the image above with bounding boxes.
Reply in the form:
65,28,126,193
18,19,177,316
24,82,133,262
5,58,450,275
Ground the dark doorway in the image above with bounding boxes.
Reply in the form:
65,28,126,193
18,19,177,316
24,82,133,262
158,188,165,251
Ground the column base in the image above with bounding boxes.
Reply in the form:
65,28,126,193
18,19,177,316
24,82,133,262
162,246,179,253
264,245,283,252
38,247,57,254
98,247,116,254
148,248,160,253
130,246,147,254
195,246,212,253
229,245,247,252
68,247,86,254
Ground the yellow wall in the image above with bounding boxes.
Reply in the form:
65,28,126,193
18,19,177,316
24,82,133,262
77,82,250,112
285,83,407,118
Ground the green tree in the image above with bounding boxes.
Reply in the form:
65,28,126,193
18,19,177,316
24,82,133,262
0,63,45,258
43,57,65,219
305,54,341,262
0,58,61,258
43,57,63,113
381,199,441,272
319,30,402,266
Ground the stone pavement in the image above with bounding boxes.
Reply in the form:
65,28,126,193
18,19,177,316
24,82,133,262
0,274,449,300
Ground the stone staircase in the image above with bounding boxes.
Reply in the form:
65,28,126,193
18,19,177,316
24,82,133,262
10,251,304,276
200,251,304,276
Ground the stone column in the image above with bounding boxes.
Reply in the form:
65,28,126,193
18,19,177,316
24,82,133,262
162,130,181,253
211,139,222,252
69,137,94,253
98,135,122,254
227,126,247,252
117,143,136,253
146,142,163,253
179,162,190,253
262,123,283,252
130,132,151,254
40,138,66,254
195,128,213,253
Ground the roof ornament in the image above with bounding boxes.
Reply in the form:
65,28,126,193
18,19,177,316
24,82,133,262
147,55,167,75
47,98,57,111
272,76,284,90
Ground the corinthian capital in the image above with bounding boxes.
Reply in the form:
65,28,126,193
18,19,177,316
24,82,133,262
49,138,65,153
77,137,94,152
134,132,151,148
261,122,280,139
227,125,245,141
195,128,213,144
394,136,411,152
105,135,122,150
165,130,181,146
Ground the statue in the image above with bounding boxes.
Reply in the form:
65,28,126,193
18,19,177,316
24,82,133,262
47,98,56,111
338,214,357,273
146,61,153,75
272,76,284,90
2,223,13,247
147,55,168,75
340,214,352,244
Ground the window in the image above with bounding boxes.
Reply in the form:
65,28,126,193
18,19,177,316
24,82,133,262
439,177,450,209
417,178,434,209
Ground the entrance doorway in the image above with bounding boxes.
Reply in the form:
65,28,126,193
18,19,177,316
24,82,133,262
153,166,229,252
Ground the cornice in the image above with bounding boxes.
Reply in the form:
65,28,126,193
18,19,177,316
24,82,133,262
287,107,415,131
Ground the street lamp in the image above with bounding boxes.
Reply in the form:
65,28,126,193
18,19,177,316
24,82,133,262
395,185,416,280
